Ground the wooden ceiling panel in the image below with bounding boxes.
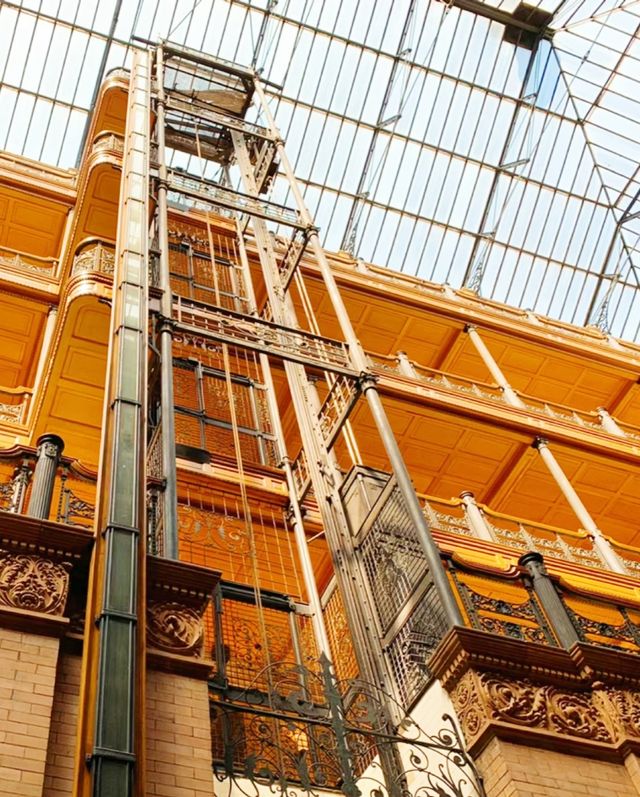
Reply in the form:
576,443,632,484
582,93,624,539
72,304,110,343
50,386,103,427
0,296,46,388
0,186,68,258
61,347,109,389
75,167,120,243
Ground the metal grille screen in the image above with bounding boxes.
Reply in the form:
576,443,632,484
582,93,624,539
356,480,449,707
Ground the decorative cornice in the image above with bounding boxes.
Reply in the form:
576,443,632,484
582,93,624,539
0,550,69,615
433,626,640,761
145,555,220,678
430,627,583,692
0,511,93,636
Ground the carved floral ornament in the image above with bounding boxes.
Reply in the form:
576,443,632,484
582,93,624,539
0,550,70,615
450,669,640,751
146,600,204,657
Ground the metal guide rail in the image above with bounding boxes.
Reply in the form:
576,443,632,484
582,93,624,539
164,92,274,142
172,295,358,376
167,169,307,229
317,374,361,449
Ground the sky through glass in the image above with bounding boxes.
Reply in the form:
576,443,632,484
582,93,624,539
0,0,639,339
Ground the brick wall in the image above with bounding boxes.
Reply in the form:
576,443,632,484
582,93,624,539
42,653,81,797
0,628,59,797
146,669,214,797
477,737,640,797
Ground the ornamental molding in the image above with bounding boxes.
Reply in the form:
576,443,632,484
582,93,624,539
0,549,70,615
433,627,640,759
145,555,220,676
147,600,204,657
451,671,620,751
430,627,584,692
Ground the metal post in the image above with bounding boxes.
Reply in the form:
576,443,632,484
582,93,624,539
519,551,580,650
232,216,333,658
597,407,625,437
27,433,64,519
154,45,179,560
465,324,525,408
460,491,494,542
533,437,626,574
253,79,463,628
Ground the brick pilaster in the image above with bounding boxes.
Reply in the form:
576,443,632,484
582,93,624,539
0,629,60,796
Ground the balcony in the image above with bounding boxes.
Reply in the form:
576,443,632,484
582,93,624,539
0,440,95,528
71,239,115,278
367,350,640,449
0,387,32,428
0,244,58,279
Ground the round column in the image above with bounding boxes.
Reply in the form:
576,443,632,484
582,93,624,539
27,433,64,519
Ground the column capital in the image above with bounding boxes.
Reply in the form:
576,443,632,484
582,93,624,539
518,550,546,576
36,433,65,458
459,490,477,501
463,323,477,334
532,436,549,450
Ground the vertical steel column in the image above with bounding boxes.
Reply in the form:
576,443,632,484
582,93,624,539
519,552,580,650
252,79,463,628
230,135,399,699
233,226,333,658
90,50,150,797
465,325,525,408
533,437,625,574
154,45,179,560
27,433,64,519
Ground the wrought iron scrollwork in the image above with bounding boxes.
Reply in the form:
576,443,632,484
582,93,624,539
210,655,486,797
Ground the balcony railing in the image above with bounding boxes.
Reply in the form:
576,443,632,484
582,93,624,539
71,239,115,277
0,387,32,426
420,491,640,574
0,245,57,276
367,351,640,442
0,443,96,528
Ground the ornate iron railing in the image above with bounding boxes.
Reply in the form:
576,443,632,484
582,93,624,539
211,655,486,797
0,446,95,526
367,351,637,439
418,493,631,573
449,566,557,646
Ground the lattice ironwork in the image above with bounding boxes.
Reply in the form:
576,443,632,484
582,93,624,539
358,483,431,635
317,375,360,449
323,584,360,684
354,479,451,707
561,593,640,652
168,170,306,230
210,655,486,797
450,567,557,647
173,355,278,467
173,299,356,376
